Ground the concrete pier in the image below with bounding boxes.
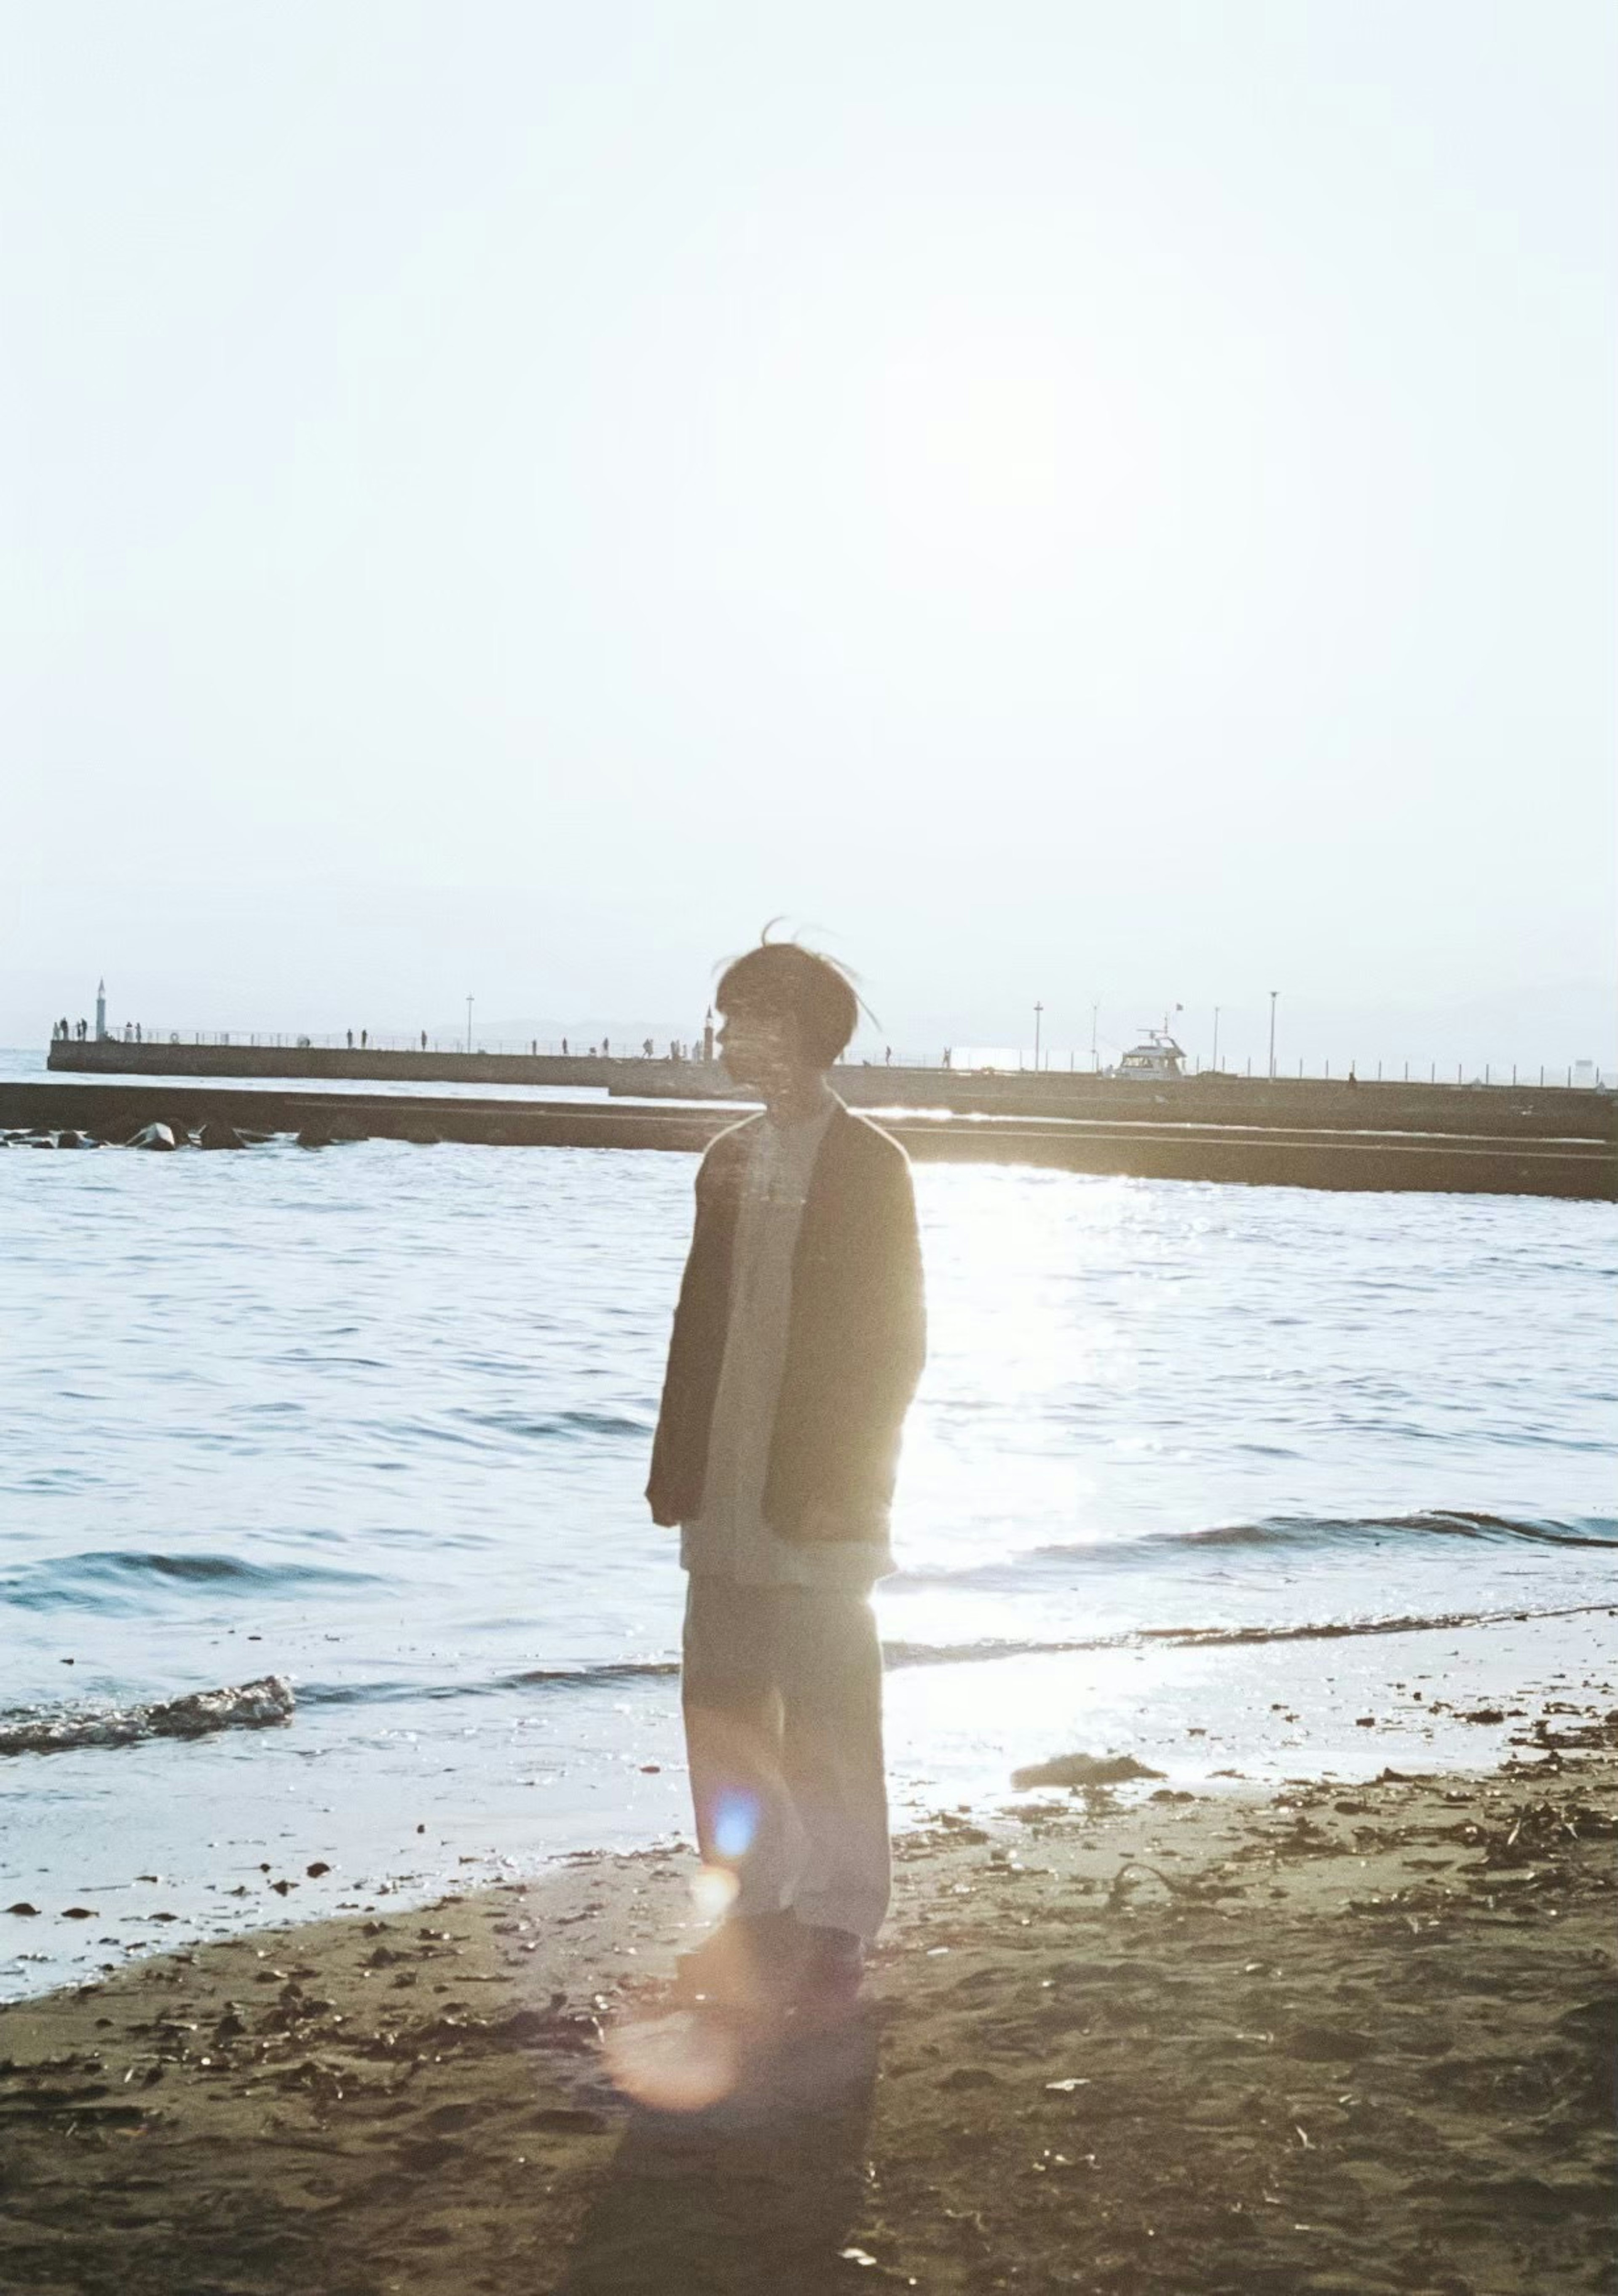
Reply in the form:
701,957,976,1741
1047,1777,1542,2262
6,1079,1613,1199
44,1036,1616,1145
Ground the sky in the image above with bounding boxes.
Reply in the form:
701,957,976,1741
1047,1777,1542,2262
3,1,1613,1074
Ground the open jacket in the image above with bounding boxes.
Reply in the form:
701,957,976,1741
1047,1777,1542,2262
646,1101,926,1541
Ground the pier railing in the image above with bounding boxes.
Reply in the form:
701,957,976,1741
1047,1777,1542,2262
45,1026,1614,1091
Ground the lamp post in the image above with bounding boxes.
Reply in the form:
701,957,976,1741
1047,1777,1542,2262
1212,1005,1221,1074
1033,1001,1043,1073
466,995,474,1054
1090,1002,1099,1073
1267,990,1278,1081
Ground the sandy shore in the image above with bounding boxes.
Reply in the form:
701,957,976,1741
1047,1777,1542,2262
2,1726,1613,2295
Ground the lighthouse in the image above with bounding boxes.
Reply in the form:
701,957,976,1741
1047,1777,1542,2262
95,979,107,1041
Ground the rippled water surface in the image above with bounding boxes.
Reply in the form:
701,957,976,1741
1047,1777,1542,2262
3,1111,1614,1992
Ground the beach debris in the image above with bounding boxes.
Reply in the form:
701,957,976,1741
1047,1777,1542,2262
1106,1857,1240,1908
306,1861,331,1878
1523,1709,1618,1752
1045,2077,1090,2092
0,1675,295,1758
343,1992,603,2064
5,1902,40,1916
1012,1753,1165,1789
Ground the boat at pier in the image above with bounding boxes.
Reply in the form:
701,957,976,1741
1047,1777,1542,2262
1114,1028,1187,1080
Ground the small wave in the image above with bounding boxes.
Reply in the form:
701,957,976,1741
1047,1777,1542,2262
291,1597,1616,1713
0,1675,294,1757
885,1598,1612,1667
295,1657,681,1709
454,1408,651,1442
887,1509,1618,1594
0,1549,380,1612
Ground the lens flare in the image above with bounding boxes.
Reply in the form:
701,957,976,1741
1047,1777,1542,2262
603,2011,739,2113
712,1790,758,1860
691,1864,739,1924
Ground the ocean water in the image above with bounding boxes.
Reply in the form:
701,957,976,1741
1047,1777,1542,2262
2,1100,1614,1996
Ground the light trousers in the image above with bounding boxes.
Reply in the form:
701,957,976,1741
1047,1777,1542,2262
680,1577,891,1945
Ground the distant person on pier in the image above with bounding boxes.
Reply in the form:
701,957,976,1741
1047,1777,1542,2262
421,1031,428,1052
360,1029,368,1049
346,1029,353,1050
648,938,926,2018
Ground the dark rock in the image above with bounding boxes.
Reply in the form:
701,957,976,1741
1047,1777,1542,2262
1012,1752,1166,1788
197,1121,248,1151
56,1129,97,1149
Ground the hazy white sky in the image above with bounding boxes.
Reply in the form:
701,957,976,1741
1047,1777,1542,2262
3,1,1613,1069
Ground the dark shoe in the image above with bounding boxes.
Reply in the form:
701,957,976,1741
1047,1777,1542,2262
788,1925,865,2020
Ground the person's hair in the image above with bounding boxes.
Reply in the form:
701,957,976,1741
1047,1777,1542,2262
714,934,862,1067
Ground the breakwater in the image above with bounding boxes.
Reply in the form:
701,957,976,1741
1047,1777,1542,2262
6,1080,1612,1198
44,1037,1616,1144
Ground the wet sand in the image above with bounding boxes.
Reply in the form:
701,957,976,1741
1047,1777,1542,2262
2,1731,1613,2295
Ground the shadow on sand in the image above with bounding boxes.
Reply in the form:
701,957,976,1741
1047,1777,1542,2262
557,2009,880,2295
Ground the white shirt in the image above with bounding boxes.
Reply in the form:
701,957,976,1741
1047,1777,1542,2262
679,1093,894,1588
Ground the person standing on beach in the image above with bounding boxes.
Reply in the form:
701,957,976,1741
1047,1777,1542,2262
648,939,926,2013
